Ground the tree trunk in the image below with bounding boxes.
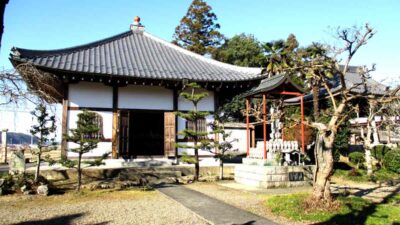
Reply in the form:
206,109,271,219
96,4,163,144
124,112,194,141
364,116,373,176
371,119,380,145
219,159,223,180
365,148,373,176
312,83,320,119
193,102,200,181
194,148,199,181
77,153,82,191
312,132,334,201
0,0,8,51
34,153,41,183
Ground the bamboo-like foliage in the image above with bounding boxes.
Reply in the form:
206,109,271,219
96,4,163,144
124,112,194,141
176,83,210,181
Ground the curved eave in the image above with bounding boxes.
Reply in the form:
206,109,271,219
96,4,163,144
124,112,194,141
10,56,267,83
243,74,305,98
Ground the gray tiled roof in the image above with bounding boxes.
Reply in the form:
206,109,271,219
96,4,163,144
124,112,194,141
330,70,388,95
10,31,264,82
244,74,305,97
285,68,389,104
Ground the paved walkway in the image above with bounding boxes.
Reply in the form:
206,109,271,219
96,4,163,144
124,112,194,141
158,184,278,225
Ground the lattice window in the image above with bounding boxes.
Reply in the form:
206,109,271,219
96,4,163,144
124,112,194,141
82,112,104,140
186,118,207,140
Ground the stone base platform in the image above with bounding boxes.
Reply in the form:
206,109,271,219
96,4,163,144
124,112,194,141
235,163,315,188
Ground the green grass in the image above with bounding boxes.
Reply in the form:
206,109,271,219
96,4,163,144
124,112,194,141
333,161,400,183
333,167,370,182
266,193,400,225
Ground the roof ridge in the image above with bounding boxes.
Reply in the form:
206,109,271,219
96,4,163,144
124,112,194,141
143,32,263,75
12,31,132,58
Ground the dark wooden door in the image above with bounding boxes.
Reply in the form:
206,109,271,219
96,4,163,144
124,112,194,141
119,111,130,158
164,112,176,157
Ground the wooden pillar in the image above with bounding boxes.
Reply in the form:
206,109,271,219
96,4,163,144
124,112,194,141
173,89,179,160
111,86,119,159
263,94,267,159
61,84,69,158
300,95,305,153
251,128,255,148
246,98,250,157
213,89,220,145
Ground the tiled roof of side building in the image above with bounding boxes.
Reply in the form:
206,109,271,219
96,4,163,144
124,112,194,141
10,30,264,82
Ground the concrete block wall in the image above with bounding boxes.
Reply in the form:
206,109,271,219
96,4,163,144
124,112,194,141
235,164,315,188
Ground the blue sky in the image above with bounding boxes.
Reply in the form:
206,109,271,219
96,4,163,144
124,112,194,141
0,0,398,136
1,0,399,82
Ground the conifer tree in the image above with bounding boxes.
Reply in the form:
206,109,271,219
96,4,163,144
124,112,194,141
176,83,210,181
213,33,265,67
64,110,104,191
208,115,237,180
30,103,57,183
173,0,223,55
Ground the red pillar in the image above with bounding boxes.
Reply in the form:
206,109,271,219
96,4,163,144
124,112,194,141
246,98,250,157
300,95,305,153
263,94,267,159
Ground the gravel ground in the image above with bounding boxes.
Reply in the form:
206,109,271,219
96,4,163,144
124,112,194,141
186,182,307,225
0,190,209,225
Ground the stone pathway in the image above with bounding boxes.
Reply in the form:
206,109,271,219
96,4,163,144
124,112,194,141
158,184,279,225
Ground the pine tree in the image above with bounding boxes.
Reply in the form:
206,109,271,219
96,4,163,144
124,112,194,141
176,83,211,181
63,110,104,191
173,0,223,55
208,115,237,180
30,103,57,184
213,33,265,67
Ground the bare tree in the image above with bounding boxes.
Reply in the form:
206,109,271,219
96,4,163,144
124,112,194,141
0,68,27,105
309,24,375,202
282,24,376,202
1,62,62,107
356,84,400,176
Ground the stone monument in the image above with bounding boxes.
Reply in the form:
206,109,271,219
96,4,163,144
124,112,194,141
9,147,25,175
1,129,8,163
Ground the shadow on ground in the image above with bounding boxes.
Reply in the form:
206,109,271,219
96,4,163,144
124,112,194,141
313,185,400,225
11,213,109,225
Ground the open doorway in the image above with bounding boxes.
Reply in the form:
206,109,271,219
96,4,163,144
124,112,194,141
119,110,165,158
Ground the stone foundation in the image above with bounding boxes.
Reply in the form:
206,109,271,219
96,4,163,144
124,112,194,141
235,163,315,188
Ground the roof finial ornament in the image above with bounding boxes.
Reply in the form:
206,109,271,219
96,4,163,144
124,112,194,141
130,16,145,33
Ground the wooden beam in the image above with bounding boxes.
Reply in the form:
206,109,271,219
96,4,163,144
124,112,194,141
61,84,69,158
173,89,178,160
112,85,119,159
263,94,267,159
213,89,219,112
246,98,250,157
251,129,255,148
300,95,305,153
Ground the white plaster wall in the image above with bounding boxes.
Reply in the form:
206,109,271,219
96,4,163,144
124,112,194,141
118,85,173,110
67,110,113,157
178,90,214,112
69,82,113,108
223,129,247,154
67,142,112,157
